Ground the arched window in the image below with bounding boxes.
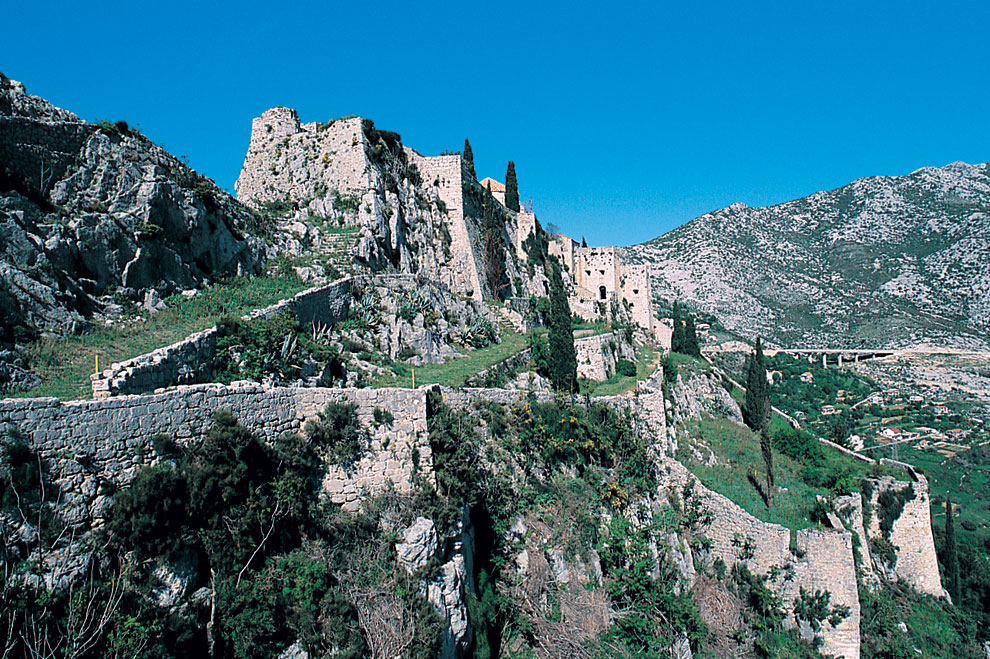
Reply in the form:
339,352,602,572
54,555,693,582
599,286,607,300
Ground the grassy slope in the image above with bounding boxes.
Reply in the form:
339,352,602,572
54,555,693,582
678,418,905,531
12,273,310,400
372,330,531,389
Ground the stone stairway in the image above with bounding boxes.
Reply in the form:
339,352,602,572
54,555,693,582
318,228,360,278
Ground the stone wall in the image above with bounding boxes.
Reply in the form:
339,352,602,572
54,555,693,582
864,475,946,598
574,331,636,381
618,265,654,333
1,383,431,521
91,277,353,397
407,152,484,301
659,459,861,658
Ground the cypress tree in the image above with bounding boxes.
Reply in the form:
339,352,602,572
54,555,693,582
671,301,685,353
684,314,700,357
761,425,774,508
743,338,770,432
547,259,577,392
505,161,520,212
945,494,961,604
581,236,588,248
463,139,476,178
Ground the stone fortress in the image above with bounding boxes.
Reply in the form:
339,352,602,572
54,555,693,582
3,97,951,659
234,106,661,336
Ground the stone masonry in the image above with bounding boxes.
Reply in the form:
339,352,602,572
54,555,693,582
659,459,861,659
864,474,947,598
574,330,636,381
91,277,352,397
1,383,432,521
549,235,656,336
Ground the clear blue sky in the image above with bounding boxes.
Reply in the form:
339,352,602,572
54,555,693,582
4,1,988,246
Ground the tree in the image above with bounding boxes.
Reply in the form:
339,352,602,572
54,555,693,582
581,236,588,248
463,139,476,179
761,425,774,508
743,338,771,432
671,301,685,353
546,258,577,392
481,189,508,299
945,494,961,604
684,314,700,357
504,161,520,212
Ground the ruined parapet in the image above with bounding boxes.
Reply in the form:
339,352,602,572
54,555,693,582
835,492,881,590
863,474,947,598
574,330,636,381
91,277,353,397
1,383,432,522
235,108,369,218
659,459,861,658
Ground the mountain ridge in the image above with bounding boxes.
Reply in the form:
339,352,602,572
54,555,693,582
626,160,990,350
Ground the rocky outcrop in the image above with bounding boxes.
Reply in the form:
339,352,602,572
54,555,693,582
395,514,474,658
670,368,742,425
0,74,265,346
235,107,547,305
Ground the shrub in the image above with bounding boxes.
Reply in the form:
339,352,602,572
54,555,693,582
108,463,189,559
305,402,366,470
615,359,636,377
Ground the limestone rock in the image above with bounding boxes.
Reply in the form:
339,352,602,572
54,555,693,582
0,74,265,341
671,369,742,425
395,516,438,573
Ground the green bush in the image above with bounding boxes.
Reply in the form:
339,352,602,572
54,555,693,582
304,402,366,470
615,358,637,377
108,464,189,560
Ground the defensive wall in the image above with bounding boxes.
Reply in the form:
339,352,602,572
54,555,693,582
863,474,947,598
234,108,369,213
660,458,861,659
1,383,431,520
90,277,353,398
574,330,636,381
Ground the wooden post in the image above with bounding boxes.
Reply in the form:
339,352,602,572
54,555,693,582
412,368,416,389
95,354,99,375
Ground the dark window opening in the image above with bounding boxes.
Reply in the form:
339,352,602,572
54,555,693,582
599,286,607,300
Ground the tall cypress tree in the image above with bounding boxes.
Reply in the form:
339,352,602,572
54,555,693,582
761,425,774,508
945,494,961,604
505,161,520,212
581,236,588,248
463,139,476,178
743,338,770,432
547,259,577,392
684,314,700,357
671,301,685,353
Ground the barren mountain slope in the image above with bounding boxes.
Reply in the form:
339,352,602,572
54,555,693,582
626,161,990,349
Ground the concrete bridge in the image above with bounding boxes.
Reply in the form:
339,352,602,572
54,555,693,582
764,349,898,367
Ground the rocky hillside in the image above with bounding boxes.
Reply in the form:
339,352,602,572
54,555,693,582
0,74,266,342
626,162,990,349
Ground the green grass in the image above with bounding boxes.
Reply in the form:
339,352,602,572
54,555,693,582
581,342,659,397
899,442,990,553
371,329,531,389
677,417,905,530
11,273,311,401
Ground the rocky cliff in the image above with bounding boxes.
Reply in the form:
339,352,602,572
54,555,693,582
0,74,265,342
626,162,990,349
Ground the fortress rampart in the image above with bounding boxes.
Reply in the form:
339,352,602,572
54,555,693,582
90,277,353,398
1,383,431,519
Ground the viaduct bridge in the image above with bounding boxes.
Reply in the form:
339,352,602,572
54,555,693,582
764,349,898,367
